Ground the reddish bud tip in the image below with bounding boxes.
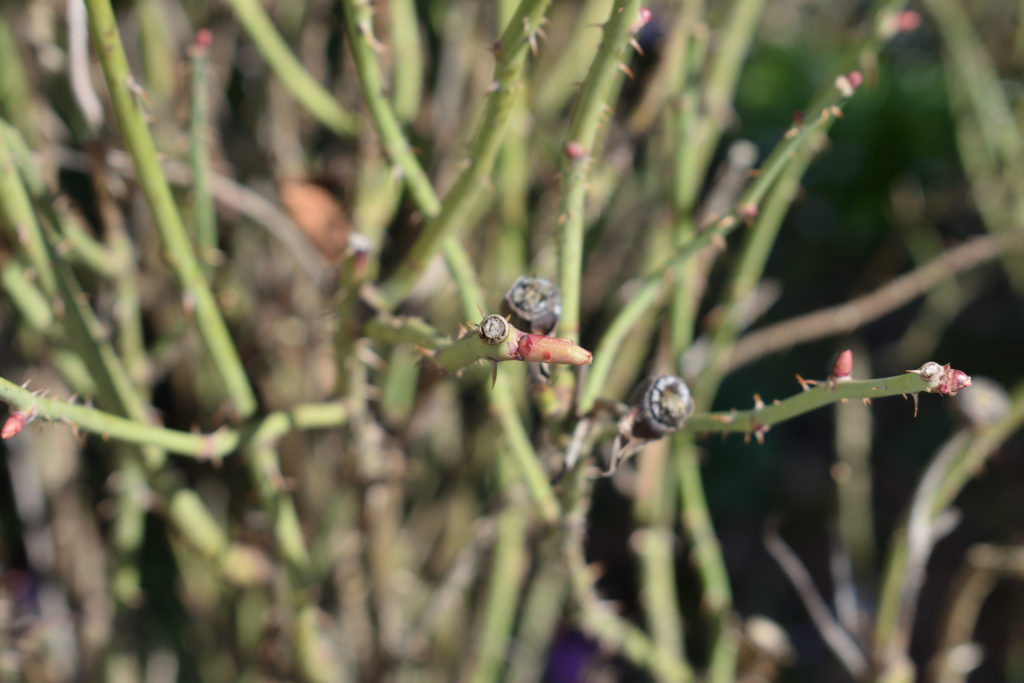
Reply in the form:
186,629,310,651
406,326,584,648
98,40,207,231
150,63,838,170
895,11,922,33
739,204,758,220
632,8,652,32
194,28,213,49
832,349,853,381
515,333,592,365
565,141,587,159
835,71,862,97
939,367,972,397
792,110,804,124
1,411,28,439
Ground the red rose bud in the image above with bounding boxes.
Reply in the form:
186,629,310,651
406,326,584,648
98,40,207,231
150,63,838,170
939,366,972,397
1,411,31,439
847,70,863,91
832,349,853,382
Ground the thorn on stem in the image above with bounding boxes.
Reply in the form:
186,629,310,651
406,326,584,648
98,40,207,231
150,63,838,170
795,374,818,392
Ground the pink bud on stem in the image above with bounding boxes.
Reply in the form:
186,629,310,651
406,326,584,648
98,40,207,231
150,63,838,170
194,28,213,49
514,332,592,365
895,11,922,33
938,367,971,396
1,408,35,439
908,362,972,397
831,349,853,382
631,7,652,34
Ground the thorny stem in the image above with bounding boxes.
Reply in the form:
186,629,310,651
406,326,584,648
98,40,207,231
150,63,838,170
683,367,959,439
0,125,164,467
340,0,440,218
188,29,217,276
362,308,592,376
84,0,258,419
0,376,348,459
436,317,592,375
557,0,643,342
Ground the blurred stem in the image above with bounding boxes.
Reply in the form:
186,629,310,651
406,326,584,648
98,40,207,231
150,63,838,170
84,0,258,419
0,124,163,467
676,435,737,682
110,453,147,606
136,0,175,107
0,258,53,331
1,127,158,606
491,0,529,292
506,542,568,683
188,32,218,276
557,0,641,342
0,126,57,293
834,344,876,590
465,453,528,683
668,1,708,354
0,376,348,458
389,0,423,122
698,0,765,165
245,435,310,576
533,0,613,118
634,439,689,676
924,0,1024,185
341,0,440,218
377,0,552,307
227,0,358,136
564,463,694,681
0,15,33,139
874,382,1024,671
